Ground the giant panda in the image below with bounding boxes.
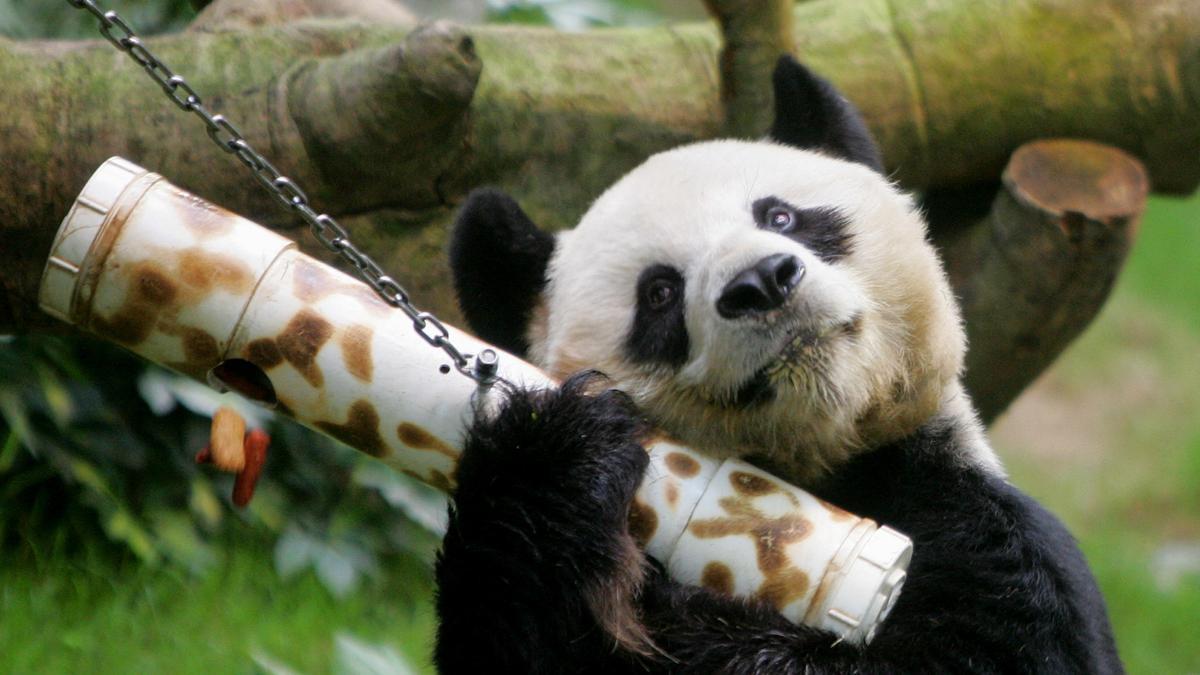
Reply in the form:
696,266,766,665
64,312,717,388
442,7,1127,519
434,56,1123,673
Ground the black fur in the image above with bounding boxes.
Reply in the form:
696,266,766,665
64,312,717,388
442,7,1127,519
435,373,650,673
769,55,885,173
437,398,1123,673
625,264,690,368
752,196,853,264
449,188,556,356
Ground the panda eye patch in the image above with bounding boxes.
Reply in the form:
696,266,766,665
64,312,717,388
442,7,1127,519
751,196,853,264
627,264,689,368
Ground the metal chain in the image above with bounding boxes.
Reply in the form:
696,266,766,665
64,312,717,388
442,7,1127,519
66,0,498,384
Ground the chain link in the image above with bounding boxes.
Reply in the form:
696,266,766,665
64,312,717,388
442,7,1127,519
67,0,498,384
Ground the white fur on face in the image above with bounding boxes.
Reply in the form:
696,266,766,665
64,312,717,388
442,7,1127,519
528,140,970,482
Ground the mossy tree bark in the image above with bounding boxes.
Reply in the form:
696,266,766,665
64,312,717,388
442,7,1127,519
0,0,1194,416
703,0,795,137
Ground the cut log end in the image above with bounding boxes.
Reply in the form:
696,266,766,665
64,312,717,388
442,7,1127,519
1005,139,1150,224
951,139,1150,423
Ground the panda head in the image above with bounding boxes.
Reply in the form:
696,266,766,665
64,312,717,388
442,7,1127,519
451,57,966,480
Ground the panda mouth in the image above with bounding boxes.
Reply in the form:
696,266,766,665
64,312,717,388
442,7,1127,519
721,314,863,409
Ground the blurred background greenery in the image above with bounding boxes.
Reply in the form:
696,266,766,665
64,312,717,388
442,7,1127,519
1,1,1198,673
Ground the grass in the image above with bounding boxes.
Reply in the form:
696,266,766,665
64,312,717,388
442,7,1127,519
0,526,437,674
1121,192,1200,333
992,192,1200,673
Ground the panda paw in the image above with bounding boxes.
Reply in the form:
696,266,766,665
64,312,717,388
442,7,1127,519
437,372,655,661
450,370,651,565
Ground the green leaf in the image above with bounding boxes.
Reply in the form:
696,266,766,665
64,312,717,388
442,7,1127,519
0,391,35,454
333,633,417,675
67,457,115,499
0,431,19,473
188,477,223,530
36,363,74,427
105,509,162,565
275,526,317,579
250,649,305,675
352,462,447,535
150,509,216,574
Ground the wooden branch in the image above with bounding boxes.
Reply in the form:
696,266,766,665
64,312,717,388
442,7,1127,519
703,0,795,137
190,0,414,31
941,139,1149,422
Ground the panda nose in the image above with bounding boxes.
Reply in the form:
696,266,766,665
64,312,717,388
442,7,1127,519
717,254,806,319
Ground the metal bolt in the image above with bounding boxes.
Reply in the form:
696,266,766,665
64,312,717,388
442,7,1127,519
473,349,500,382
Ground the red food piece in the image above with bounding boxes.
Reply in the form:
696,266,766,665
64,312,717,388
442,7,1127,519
232,429,270,507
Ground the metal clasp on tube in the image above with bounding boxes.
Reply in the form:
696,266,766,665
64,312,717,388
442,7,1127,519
472,349,500,385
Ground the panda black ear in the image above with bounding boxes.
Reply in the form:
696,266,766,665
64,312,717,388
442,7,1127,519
449,188,556,357
769,55,885,173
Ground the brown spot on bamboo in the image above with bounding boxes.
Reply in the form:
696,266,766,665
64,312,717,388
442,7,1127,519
397,422,457,459
277,310,334,387
91,262,180,345
178,249,252,292
427,469,455,492
245,338,284,369
689,496,813,610
341,324,374,382
730,471,777,497
182,327,220,364
132,264,177,305
665,452,701,478
627,499,658,546
756,568,812,609
92,303,157,345
316,399,389,458
700,562,734,595
666,482,679,508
